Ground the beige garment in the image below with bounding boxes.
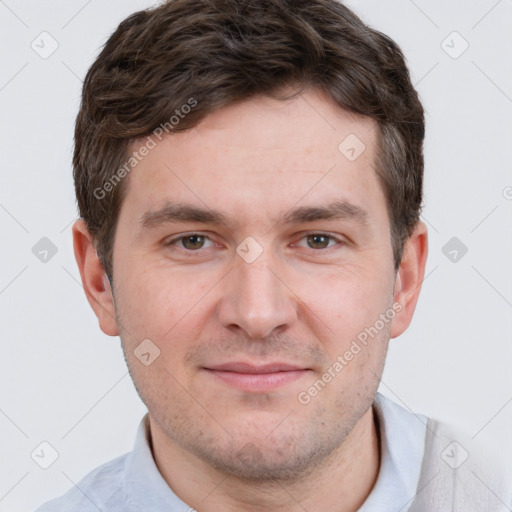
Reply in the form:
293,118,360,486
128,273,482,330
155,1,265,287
408,418,511,512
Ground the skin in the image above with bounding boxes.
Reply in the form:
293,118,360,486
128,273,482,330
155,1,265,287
73,86,428,512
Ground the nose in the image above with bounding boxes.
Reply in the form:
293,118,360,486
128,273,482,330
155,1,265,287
217,255,298,340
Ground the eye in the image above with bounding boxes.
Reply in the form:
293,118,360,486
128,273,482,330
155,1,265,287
166,233,215,251
296,233,343,250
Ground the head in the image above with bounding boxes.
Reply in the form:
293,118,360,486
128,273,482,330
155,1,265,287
73,0,427,481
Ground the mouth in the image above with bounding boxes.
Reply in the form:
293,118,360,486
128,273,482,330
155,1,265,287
202,362,311,392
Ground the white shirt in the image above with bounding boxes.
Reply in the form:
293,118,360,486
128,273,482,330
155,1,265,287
359,394,426,511
34,393,427,511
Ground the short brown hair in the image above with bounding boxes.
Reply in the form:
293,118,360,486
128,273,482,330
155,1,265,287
74,0,424,281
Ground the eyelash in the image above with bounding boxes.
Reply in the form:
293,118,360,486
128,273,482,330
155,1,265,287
164,232,345,253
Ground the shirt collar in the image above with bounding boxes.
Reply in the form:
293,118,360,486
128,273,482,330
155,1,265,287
123,413,192,511
358,393,427,512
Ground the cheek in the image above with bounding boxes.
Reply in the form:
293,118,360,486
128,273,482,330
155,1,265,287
116,260,204,324
114,265,219,374
297,265,394,343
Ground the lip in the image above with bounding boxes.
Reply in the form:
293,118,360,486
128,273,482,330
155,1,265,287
203,362,310,391
206,362,305,373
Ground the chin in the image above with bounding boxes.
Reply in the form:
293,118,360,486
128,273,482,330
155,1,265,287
185,429,341,483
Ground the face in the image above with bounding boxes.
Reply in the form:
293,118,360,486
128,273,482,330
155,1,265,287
80,87,423,481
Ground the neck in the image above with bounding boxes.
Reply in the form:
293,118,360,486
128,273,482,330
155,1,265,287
149,406,380,512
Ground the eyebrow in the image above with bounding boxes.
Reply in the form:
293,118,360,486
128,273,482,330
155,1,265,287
281,200,368,226
139,199,368,230
140,203,227,229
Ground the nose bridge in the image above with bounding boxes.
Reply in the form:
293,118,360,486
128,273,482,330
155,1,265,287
218,250,297,339
240,258,280,303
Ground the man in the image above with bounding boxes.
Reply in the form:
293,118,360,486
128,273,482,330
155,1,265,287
35,0,510,510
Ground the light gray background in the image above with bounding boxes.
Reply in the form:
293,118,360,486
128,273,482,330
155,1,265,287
0,0,511,510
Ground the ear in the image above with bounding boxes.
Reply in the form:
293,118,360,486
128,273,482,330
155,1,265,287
390,221,428,338
72,219,119,336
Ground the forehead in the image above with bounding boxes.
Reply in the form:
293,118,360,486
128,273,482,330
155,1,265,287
120,87,384,228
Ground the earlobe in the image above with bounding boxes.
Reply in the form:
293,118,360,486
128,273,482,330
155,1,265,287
72,219,119,337
390,222,428,339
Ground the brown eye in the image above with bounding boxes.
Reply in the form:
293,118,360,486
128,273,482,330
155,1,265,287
181,234,206,250
306,234,331,249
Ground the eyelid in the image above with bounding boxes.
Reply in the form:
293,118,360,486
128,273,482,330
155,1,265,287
164,231,347,253
164,232,217,249
292,231,346,250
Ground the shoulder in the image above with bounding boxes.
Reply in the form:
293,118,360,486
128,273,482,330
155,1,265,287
411,416,512,511
372,394,512,511
34,452,130,512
